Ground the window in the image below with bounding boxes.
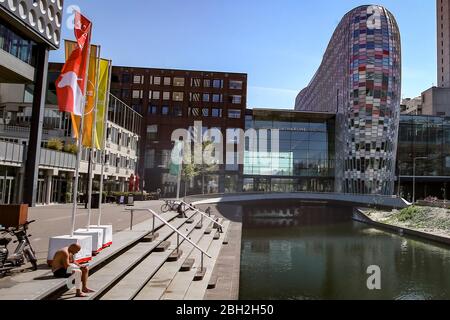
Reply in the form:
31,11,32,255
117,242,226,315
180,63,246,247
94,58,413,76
173,92,184,102
173,77,185,86
122,74,131,83
162,106,169,115
153,76,161,85
212,94,222,103
133,75,144,84
202,108,209,117
148,105,158,115
203,93,210,102
163,92,171,100
229,95,242,104
213,79,223,88
190,93,201,102
152,91,160,100
164,77,171,86
212,108,222,118
229,80,243,90
228,109,241,119
121,89,130,99
145,149,156,169
147,125,158,140
189,108,200,117
204,79,211,88
132,90,143,99
191,78,201,87
173,105,183,117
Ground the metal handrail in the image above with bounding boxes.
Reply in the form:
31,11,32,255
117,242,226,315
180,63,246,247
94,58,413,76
125,208,211,259
179,200,225,229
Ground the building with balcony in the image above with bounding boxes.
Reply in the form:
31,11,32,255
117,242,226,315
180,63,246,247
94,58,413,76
1,1,64,206
295,5,402,195
0,80,142,205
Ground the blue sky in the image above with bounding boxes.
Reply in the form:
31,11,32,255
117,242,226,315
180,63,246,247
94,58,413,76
51,0,437,109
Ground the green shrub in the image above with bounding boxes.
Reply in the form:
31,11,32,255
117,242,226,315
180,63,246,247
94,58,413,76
64,143,78,154
47,138,64,151
397,206,421,222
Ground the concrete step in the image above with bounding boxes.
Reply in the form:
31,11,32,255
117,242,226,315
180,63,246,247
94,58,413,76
207,275,218,289
180,258,195,272
1,211,179,301
183,220,231,300
134,217,211,300
58,216,191,300
99,215,202,300
160,224,217,300
155,241,171,252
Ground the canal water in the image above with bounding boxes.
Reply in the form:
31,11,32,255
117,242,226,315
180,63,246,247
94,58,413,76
239,202,450,300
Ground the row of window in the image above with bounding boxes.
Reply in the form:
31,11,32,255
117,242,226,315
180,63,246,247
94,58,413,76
129,90,242,104
115,74,244,90
144,106,242,123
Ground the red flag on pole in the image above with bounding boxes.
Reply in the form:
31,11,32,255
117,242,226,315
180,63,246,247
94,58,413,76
56,12,92,117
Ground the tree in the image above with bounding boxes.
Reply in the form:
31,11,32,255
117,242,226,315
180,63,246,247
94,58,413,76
181,140,218,196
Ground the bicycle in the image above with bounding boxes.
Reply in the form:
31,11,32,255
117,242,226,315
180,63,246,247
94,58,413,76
0,220,38,274
161,200,179,213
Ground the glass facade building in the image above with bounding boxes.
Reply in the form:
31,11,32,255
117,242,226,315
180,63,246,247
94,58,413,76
244,109,335,193
295,5,402,195
397,115,450,201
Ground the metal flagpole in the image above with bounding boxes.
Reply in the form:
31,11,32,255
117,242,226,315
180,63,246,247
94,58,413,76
70,39,92,238
98,60,112,226
87,46,101,230
176,142,183,200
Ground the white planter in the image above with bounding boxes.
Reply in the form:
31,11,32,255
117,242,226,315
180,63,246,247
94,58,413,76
74,229,104,254
47,235,92,266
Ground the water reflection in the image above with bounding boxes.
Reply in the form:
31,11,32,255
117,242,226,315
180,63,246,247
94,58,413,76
239,203,450,300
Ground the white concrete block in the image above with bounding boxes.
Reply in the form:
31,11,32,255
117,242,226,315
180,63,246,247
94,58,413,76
47,235,93,266
88,225,113,249
74,228,104,254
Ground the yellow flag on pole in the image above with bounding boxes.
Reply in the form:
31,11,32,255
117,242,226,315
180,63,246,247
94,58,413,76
95,59,110,150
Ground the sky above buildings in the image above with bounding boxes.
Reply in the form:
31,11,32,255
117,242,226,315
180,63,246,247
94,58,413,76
51,0,436,109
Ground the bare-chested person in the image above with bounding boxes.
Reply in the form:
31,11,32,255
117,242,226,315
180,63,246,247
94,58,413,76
52,244,95,297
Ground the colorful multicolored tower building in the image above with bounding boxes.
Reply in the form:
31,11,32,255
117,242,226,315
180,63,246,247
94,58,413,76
295,5,402,195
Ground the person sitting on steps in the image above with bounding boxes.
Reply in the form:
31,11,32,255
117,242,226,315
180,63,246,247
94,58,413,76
52,244,95,297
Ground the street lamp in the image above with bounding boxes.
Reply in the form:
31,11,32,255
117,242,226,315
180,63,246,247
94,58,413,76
413,156,428,204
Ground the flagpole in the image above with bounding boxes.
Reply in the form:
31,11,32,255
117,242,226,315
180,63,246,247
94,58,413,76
87,46,101,231
71,39,92,238
176,142,183,200
98,60,112,226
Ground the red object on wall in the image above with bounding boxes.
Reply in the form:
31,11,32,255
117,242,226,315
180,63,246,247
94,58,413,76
129,174,135,192
135,175,140,192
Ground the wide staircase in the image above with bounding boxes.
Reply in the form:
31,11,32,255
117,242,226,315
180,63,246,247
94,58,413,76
51,208,230,300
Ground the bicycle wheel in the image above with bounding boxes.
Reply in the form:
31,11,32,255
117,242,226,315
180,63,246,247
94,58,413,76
24,247,38,271
161,203,170,213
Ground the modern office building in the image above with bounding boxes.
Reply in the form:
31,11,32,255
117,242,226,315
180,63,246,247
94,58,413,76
295,5,402,195
244,109,335,193
397,114,450,202
108,66,247,196
1,0,64,206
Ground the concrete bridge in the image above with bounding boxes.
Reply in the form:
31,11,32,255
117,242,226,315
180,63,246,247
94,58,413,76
187,192,409,209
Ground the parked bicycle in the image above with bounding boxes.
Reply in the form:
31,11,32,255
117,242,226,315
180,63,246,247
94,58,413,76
161,200,179,213
0,220,38,276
